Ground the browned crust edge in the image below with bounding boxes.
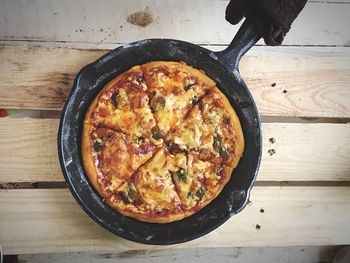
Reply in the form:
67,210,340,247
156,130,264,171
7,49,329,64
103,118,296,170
81,124,104,197
213,86,245,172
142,60,216,87
105,199,186,223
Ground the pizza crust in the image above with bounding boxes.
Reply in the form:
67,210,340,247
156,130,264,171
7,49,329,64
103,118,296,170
81,124,104,196
214,87,245,170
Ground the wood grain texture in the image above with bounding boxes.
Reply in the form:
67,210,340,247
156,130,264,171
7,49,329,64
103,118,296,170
0,118,349,183
1,187,350,254
18,246,340,263
0,45,105,110
0,0,349,46
261,122,350,181
1,45,350,117
0,118,60,183
240,56,350,118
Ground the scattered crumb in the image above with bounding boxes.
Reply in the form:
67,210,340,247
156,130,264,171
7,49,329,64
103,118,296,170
255,224,261,230
100,28,103,32
269,137,275,144
271,83,276,87
282,89,288,94
260,208,264,213
268,149,276,156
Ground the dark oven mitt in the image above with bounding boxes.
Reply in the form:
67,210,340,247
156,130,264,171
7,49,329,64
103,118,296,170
225,0,308,46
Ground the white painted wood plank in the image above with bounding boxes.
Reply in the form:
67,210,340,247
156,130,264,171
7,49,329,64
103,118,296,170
0,0,349,46
0,119,349,183
0,187,350,254
18,246,341,263
260,123,350,182
1,45,350,118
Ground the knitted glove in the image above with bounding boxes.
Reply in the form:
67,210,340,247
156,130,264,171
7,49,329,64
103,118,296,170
225,0,308,45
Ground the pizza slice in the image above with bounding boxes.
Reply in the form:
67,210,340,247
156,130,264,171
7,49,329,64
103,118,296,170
141,61,214,135
165,104,205,154
84,66,158,142
81,125,156,196
166,90,244,168
195,160,232,210
198,90,244,168
167,151,205,213
167,151,231,215
110,149,185,223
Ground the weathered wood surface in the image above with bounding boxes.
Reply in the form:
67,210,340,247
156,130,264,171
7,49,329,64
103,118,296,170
18,246,341,263
1,1,350,46
1,187,350,254
1,45,349,117
1,0,350,258
1,118,349,183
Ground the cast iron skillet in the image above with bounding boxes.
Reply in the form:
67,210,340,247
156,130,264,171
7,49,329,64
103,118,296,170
58,19,262,245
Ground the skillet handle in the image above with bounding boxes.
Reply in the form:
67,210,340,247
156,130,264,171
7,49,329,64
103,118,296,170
215,19,261,71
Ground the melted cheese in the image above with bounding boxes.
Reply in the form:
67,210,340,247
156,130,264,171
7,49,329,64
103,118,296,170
169,106,203,149
156,94,189,134
93,127,154,190
134,149,182,213
94,90,156,138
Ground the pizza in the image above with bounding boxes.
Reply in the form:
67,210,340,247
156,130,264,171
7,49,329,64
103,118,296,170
82,61,244,223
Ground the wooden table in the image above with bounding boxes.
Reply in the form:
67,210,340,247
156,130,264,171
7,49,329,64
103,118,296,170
0,0,350,261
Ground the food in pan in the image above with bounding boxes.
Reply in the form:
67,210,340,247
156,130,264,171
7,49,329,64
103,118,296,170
82,61,244,223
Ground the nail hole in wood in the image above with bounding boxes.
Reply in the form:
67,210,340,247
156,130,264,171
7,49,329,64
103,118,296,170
268,149,276,156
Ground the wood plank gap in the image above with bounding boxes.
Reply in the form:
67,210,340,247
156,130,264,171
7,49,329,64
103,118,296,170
3,181,350,190
16,246,344,263
3,111,350,124
0,182,67,189
254,181,350,187
1,39,350,48
261,116,350,124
